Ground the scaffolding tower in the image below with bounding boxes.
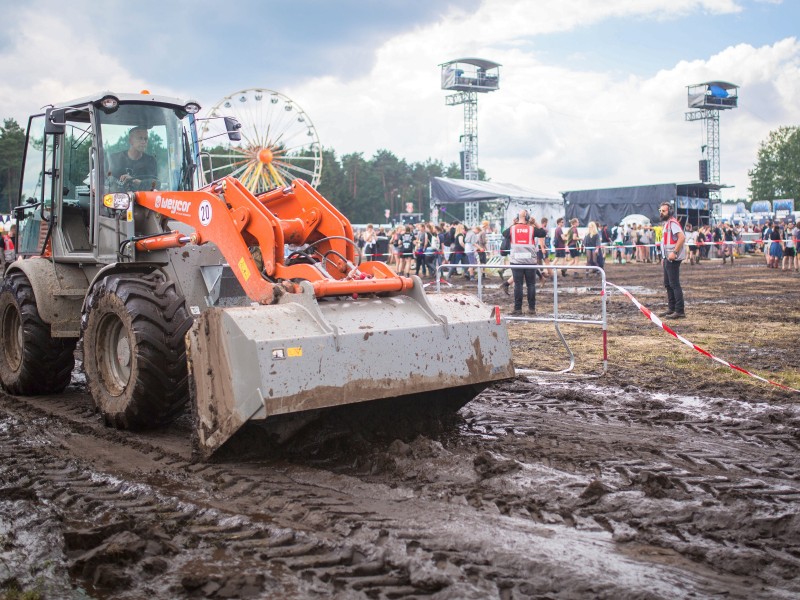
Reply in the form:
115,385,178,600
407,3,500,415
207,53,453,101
685,81,738,202
439,58,501,225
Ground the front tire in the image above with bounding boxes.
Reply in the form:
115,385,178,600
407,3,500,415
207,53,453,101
82,273,192,429
0,272,76,394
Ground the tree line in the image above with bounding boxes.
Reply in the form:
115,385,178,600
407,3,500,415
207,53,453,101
2,115,798,218
747,125,800,204
0,119,25,214
314,148,484,223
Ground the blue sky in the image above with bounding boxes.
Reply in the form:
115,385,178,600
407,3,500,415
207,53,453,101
534,1,797,76
0,0,798,201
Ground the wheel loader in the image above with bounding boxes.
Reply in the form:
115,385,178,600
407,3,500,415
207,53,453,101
0,91,514,458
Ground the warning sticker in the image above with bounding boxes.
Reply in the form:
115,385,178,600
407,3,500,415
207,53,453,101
287,347,303,357
238,257,251,281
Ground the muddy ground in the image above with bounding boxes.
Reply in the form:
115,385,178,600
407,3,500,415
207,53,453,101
1,254,799,599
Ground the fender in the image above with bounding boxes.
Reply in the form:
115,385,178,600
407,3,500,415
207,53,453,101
82,261,168,310
5,258,88,338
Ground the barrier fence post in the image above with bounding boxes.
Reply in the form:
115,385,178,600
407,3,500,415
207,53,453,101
432,262,608,377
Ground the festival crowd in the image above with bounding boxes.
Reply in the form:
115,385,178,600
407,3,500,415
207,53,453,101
353,217,800,277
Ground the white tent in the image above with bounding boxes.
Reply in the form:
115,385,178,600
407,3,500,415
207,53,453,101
430,177,563,227
620,214,651,227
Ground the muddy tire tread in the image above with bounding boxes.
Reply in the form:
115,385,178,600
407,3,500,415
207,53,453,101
82,272,192,429
0,271,75,394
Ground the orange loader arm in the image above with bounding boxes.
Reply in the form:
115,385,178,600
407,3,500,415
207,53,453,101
133,177,413,303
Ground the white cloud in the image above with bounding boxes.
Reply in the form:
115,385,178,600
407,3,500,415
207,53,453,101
1,0,796,204
289,2,798,201
488,38,800,198
0,8,179,123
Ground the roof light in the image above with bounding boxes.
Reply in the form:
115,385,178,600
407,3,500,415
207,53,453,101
140,89,151,95
184,101,201,114
99,95,119,110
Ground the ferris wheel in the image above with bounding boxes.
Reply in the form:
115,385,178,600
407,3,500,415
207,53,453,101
198,88,322,193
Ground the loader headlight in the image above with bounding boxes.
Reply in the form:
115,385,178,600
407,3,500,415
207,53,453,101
103,193,131,211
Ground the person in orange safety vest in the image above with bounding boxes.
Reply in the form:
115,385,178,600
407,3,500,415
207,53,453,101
658,202,686,319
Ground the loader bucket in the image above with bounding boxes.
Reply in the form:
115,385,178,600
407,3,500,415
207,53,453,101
187,280,515,459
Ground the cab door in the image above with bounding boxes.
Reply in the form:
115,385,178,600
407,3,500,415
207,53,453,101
16,115,55,257
51,113,95,259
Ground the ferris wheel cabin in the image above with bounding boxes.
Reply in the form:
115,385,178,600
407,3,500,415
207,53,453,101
440,58,501,93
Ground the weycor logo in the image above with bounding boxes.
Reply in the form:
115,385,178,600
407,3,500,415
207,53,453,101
154,195,192,216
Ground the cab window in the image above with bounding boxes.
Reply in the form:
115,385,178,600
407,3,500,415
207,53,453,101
98,104,193,196
17,115,54,255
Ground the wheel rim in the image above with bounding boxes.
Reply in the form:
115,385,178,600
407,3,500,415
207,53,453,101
1,304,23,372
96,313,131,395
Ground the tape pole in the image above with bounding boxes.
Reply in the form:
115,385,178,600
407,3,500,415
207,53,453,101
607,282,800,394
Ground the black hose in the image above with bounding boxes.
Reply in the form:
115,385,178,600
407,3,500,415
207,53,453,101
302,235,362,268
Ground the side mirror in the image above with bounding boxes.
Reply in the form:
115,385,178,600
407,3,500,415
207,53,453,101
224,116,242,141
45,108,66,134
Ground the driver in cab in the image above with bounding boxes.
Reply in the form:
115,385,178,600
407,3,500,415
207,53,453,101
110,126,157,190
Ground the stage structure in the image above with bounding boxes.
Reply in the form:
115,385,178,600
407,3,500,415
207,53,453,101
563,182,720,228
685,81,738,201
439,58,501,225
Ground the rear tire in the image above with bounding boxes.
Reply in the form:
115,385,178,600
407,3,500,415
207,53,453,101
82,273,192,429
0,272,76,394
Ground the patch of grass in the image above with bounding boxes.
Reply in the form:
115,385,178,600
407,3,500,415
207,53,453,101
1,584,43,600
500,261,800,399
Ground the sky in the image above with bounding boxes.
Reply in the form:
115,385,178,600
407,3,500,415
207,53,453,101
0,0,798,202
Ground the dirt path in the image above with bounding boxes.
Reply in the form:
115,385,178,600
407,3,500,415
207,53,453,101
1,255,798,599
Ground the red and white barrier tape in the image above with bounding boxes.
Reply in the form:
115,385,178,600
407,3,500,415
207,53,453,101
607,282,800,394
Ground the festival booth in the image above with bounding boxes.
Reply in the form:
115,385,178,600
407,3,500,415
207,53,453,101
429,177,564,228
563,182,718,228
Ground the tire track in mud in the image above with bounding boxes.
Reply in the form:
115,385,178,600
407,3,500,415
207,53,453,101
0,392,617,599
0,393,451,599
3,389,789,599
486,379,800,449
395,379,800,592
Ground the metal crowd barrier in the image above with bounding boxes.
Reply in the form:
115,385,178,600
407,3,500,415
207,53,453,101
433,263,608,377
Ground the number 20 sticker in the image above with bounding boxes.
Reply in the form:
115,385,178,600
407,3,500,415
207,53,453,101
199,200,212,226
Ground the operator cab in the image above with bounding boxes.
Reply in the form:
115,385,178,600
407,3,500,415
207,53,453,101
14,92,238,264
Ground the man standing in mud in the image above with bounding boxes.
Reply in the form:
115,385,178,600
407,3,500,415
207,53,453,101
659,202,686,319
552,217,567,276
509,209,537,315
